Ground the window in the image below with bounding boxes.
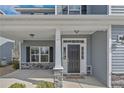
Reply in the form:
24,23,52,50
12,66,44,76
30,47,39,62
63,47,66,59
57,5,68,15
63,40,84,43
57,5,81,15
81,5,87,14
30,46,49,63
81,47,84,59
69,5,81,15
40,47,49,62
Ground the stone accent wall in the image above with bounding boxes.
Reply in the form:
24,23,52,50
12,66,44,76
112,74,124,88
21,62,54,70
54,69,63,88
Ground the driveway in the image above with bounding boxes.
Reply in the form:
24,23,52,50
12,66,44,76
0,70,106,88
0,70,54,88
0,65,15,76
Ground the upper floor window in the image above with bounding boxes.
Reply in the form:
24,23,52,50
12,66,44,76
57,5,87,15
57,5,68,15
81,5,87,14
69,5,81,14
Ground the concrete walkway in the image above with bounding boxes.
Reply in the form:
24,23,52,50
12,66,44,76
0,70,106,88
63,76,106,88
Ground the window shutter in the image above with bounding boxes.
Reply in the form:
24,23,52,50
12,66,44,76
49,47,53,62
26,46,30,62
81,5,87,14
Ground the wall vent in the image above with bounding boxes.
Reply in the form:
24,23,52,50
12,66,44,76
87,65,92,75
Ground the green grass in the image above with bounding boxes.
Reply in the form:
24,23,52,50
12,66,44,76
36,81,54,88
9,83,26,88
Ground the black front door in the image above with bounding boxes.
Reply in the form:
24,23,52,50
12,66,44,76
68,45,80,73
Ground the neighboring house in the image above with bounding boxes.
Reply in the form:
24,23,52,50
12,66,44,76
0,9,14,65
0,37,14,64
0,10,5,15
1,5,124,88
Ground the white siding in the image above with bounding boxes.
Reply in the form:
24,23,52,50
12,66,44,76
112,25,124,73
110,6,124,15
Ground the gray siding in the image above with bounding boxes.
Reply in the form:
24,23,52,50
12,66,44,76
87,5,108,15
62,35,92,66
112,25,124,73
91,31,107,85
22,40,55,62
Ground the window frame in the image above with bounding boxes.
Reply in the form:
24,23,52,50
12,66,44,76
30,46,50,63
57,5,82,15
69,5,81,15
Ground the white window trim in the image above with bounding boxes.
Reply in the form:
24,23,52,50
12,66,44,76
30,46,50,63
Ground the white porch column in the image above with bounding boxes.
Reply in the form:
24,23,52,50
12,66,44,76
19,41,22,70
54,29,63,69
14,41,19,59
53,28,63,88
107,25,112,88
14,40,22,70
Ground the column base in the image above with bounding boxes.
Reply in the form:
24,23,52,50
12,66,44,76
53,68,63,88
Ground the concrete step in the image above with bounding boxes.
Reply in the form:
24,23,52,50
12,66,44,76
64,74,85,79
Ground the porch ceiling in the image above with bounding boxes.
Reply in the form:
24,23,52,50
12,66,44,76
0,15,110,40
0,25,107,40
0,29,56,40
0,29,106,41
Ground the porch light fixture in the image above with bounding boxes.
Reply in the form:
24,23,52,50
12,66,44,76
29,34,35,38
118,35,124,43
74,30,79,34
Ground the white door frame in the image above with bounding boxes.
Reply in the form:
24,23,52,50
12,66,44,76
62,38,87,75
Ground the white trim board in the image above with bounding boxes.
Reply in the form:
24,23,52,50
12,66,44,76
107,25,112,88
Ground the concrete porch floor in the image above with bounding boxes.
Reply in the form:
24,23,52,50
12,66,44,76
0,70,106,88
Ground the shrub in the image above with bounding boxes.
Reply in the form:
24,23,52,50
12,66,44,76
36,81,54,88
0,62,3,67
12,59,19,69
9,83,26,88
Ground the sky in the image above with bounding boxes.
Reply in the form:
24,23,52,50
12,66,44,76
0,5,55,15
0,5,20,15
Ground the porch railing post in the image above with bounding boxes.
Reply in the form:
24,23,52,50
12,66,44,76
107,25,112,88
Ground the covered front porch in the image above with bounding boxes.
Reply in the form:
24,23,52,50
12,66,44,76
0,70,106,88
0,15,112,87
